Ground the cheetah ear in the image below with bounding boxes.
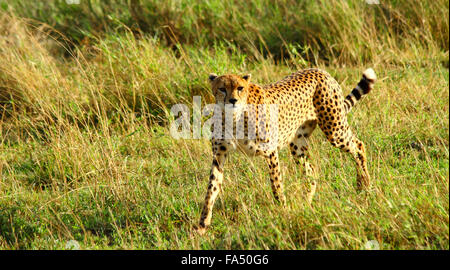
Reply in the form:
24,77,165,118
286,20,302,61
208,73,218,82
242,74,251,82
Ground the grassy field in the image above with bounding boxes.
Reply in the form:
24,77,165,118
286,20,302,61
0,0,448,249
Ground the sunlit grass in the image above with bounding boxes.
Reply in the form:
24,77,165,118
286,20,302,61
0,2,448,250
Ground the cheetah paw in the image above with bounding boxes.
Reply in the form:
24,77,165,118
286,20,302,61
194,226,207,236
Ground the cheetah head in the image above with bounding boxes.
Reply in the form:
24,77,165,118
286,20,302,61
208,73,251,108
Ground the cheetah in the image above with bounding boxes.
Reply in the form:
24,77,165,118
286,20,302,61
196,68,376,234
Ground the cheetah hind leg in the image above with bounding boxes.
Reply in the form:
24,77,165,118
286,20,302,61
289,120,318,204
351,137,370,191
323,126,371,191
341,135,370,191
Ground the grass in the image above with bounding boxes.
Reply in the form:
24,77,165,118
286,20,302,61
0,0,448,249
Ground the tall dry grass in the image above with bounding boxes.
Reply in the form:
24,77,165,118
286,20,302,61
0,0,448,249
2,0,449,65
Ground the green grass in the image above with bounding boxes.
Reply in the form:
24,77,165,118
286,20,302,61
0,1,448,249
2,0,448,65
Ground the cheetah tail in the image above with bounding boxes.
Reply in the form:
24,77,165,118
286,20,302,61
343,68,376,114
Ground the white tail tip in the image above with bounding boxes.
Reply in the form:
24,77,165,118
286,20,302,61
363,68,376,81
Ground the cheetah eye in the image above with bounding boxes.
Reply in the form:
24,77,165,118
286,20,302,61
237,86,244,91
218,87,226,93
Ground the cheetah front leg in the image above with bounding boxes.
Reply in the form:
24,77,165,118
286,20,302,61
197,141,228,235
290,120,318,204
291,152,317,204
265,151,286,205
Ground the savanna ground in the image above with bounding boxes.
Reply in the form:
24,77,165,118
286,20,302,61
0,0,448,250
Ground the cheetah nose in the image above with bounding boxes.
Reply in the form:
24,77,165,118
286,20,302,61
229,98,237,105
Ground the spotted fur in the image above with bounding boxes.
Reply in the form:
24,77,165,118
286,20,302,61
196,68,376,234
